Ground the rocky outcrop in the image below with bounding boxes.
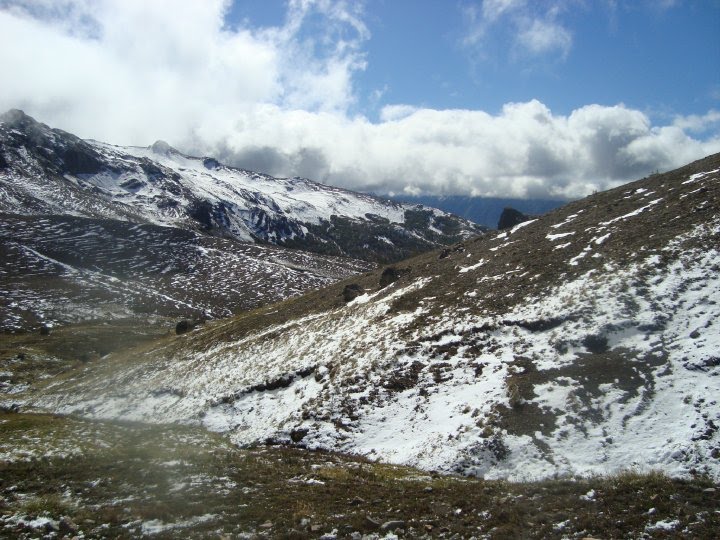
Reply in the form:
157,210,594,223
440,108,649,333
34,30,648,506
497,207,532,230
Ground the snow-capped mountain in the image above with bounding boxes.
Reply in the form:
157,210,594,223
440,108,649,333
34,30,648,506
0,109,483,264
28,152,720,481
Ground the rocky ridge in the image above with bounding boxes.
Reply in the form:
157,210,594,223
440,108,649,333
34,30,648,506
0,109,483,264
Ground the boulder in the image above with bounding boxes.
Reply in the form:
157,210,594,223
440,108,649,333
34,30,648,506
342,284,364,303
497,207,532,230
380,267,403,288
175,319,197,335
381,520,406,532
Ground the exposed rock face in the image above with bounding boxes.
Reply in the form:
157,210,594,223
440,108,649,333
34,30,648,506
497,207,532,230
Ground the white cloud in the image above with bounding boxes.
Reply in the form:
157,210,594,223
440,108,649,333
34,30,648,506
201,100,720,200
462,0,573,58
1,0,718,200
672,110,720,132
0,0,367,142
518,18,572,56
379,104,419,122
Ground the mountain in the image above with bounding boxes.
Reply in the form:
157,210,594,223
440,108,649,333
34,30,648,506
0,109,483,264
24,152,720,481
387,194,566,229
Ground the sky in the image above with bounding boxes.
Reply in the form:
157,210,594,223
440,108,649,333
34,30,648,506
1,0,719,199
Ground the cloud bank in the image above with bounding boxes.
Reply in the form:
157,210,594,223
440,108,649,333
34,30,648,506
1,0,718,199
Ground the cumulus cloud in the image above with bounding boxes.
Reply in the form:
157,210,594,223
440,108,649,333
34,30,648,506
0,0,718,200
0,0,366,141
195,100,719,199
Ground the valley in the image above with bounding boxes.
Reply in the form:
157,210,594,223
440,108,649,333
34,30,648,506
1,111,719,538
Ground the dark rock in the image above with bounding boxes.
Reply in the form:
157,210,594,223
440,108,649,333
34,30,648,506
380,266,403,288
290,428,309,442
349,496,366,505
513,316,570,332
380,520,406,531
39,325,51,336
175,319,197,335
0,403,20,413
497,207,531,230
58,517,78,536
203,157,220,169
42,520,58,533
188,199,216,230
119,177,145,191
62,143,104,175
439,248,452,259
342,284,364,303
363,516,381,530
690,329,701,339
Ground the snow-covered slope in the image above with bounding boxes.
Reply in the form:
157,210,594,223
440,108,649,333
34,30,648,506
0,213,372,331
27,153,720,481
0,109,483,263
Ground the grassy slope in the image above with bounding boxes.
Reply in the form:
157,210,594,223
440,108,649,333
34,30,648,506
87,152,720,361
1,413,718,539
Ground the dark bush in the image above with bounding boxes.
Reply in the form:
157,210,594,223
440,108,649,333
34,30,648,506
582,333,609,354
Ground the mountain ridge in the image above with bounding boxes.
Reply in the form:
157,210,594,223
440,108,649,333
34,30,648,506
0,109,484,264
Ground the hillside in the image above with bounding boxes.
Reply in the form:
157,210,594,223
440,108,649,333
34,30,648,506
22,153,720,482
0,109,483,264
0,212,371,332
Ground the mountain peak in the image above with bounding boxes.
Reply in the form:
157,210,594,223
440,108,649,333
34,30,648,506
150,139,178,155
0,108,39,128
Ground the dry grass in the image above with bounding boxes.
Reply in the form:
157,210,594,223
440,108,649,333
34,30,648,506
0,413,718,539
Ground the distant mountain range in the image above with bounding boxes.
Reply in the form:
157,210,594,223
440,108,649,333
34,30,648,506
387,194,566,229
27,151,720,481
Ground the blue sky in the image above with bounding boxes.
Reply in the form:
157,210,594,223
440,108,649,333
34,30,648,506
1,0,719,198
226,1,720,122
